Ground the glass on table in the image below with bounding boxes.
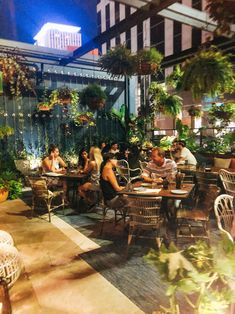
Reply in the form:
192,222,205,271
151,173,162,188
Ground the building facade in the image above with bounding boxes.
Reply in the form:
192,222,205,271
34,23,82,51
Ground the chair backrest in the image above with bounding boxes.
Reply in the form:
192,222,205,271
195,172,218,189
116,159,130,183
195,184,221,213
127,195,163,226
28,177,51,199
139,161,147,172
214,194,234,241
219,169,235,196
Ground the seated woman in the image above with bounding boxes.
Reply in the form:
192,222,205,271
41,144,68,200
100,153,128,210
77,148,89,173
42,144,67,173
78,147,103,204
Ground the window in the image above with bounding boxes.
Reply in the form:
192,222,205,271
105,4,110,30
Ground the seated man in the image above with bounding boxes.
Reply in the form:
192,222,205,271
109,142,120,155
176,141,197,166
142,147,177,183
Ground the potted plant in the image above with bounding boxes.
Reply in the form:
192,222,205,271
73,111,96,127
166,65,184,91
0,53,35,97
182,46,234,100
136,47,163,75
79,84,107,111
0,126,14,140
99,45,136,77
37,102,54,111
0,178,9,203
0,171,22,201
148,82,183,116
188,106,202,117
208,102,235,127
49,86,79,106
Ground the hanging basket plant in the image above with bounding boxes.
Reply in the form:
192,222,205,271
166,64,184,91
205,0,235,36
136,48,163,75
188,106,202,117
148,82,183,116
182,46,235,100
208,102,235,126
0,126,14,140
79,84,107,111
49,86,79,107
0,53,35,97
37,102,54,111
98,45,136,77
73,112,96,127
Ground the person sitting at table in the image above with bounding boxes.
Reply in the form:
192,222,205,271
109,142,120,155
77,148,89,173
78,147,103,204
100,153,128,210
41,144,68,201
142,147,177,183
42,144,67,173
170,139,181,163
176,140,197,166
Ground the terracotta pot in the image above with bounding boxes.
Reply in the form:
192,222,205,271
38,106,51,111
138,62,158,75
0,188,9,203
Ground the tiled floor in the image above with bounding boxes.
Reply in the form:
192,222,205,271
0,198,144,314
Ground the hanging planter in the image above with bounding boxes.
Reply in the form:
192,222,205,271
98,45,136,77
136,48,163,75
37,102,53,111
188,106,202,117
73,112,96,127
0,53,35,97
49,86,79,107
182,46,234,100
79,84,107,111
208,102,235,126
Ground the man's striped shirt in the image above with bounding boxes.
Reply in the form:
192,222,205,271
142,158,177,180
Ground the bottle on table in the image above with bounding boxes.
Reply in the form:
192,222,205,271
175,170,182,189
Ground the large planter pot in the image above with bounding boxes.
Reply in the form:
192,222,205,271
137,62,158,75
14,159,31,176
0,188,9,203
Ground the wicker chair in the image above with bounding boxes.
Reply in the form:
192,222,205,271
28,177,65,222
0,231,14,246
116,159,141,185
219,169,235,196
139,161,148,172
214,194,234,242
127,196,163,248
0,244,21,288
176,185,220,243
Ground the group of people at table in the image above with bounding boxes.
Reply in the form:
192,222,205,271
40,140,197,210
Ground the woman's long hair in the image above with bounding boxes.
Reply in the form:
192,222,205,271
78,148,87,168
90,147,103,171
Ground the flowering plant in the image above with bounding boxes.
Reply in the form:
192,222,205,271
73,111,96,127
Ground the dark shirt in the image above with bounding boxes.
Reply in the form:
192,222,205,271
100,176,117,201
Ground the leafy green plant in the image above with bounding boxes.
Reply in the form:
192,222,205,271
182,47,235,100
137,48,163,75
188,106,202,117
208,102,235,127
49,86,79,107
73,111,96,127
146,238,235,314
149,83,183,116
99,45,136,77
0,53,35,97
166,65,184,91
0,171,22,199
79,84,107,111
0,126,14,140
160,136,176,151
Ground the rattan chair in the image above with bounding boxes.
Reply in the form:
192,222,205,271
0,244,21,288
176,185,220,243
127,196,163,248
28,177,65,222
214,194,234,242
219,169,235,196
116,159,141,184
139,161,148,172
0,231,14,246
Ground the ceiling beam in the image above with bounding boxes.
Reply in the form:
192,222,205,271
60,0,178,65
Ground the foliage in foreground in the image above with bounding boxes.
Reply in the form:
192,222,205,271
145,238,235,314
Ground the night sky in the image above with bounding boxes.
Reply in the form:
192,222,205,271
0,0,97,45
